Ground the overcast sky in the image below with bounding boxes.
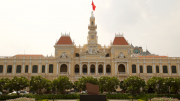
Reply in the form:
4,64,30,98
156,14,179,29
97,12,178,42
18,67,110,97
0,0,180,57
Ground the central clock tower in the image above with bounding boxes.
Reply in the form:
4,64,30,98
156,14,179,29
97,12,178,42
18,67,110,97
87,11,98,45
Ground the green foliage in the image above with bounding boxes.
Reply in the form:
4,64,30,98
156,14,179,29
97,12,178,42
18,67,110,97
75,76,99,91
5,76,29,95
104,76,119,94
0,78,10,92
30,76,51,94
165,77,180,94
122,76,145,95
146,77,180,94
52,76,73,94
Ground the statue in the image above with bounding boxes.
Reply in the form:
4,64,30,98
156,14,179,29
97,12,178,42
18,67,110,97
86,83,99,95
60,52,68,58
119,52,124,58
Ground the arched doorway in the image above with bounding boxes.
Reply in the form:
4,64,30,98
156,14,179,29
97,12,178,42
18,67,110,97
118,64,125,74
60,64,67,74
106,65,111,75
90,64,95,75
82,64,87,75
75,64,79,74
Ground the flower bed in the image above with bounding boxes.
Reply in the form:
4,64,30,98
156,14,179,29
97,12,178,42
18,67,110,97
151,97,180,101
6,97,35,101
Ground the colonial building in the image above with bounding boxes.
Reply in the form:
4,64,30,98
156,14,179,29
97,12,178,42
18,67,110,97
0,11,180,84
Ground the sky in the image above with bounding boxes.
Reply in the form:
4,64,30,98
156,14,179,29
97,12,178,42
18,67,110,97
0,0,180,57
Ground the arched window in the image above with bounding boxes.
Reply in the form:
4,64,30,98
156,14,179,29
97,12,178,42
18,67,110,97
163,66,168,73
49,64,53,73
147,66,152,73
140,65,143,73
83,64,87,73
7,65,12,73
156,66,159,73
132,65,136,73
171,66,176,73
75,64,79,73
25,65,28,73
106,65,111,73
16,65,21,73
98,64,103,73
0,65,3,73
42,65,45,73
32,65,38,73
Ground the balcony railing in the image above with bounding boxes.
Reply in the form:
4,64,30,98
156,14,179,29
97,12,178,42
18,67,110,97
60,72,68,74
83,73,87,75
99,73,103,75
75,73,79,75
91,73,95,75
119,72,126,74
106,73,111,75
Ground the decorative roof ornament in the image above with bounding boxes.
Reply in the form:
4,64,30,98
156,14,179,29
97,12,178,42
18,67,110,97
90,11,95,19
61,32,70,37
115,33,123,37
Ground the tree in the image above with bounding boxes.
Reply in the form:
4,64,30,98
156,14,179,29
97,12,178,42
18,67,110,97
0,78,10,93
5,76,29,95
75,76,99,91
52,76,73,94
105,76,119,94
99,76,108,93
30,76,51,94
123,76,145,95
165,77,180,94
146,76,167,94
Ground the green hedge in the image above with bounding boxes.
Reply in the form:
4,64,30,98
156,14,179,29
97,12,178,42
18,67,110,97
0,93,180,100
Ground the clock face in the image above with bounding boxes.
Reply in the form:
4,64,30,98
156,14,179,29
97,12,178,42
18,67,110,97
91,36,94,39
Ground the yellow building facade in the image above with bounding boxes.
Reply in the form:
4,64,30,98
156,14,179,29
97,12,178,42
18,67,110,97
0,12,180,84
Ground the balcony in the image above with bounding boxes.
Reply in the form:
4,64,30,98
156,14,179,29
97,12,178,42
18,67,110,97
91,73,95,75
98,73,103,75
60,72,68,75
119,72,126,74
106,73,111,75
83,73,87,75
75,73,79,75
118,72,127,76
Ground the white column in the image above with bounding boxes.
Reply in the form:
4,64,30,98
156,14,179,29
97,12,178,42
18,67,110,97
153,63,155,73
4,61,6,75
69,62,71,75
144,63,146,73
104,63,106,75
168,63,171,75
29,63,31,73
160,58,162,73
45,60,48,74
115,62,117,75
96,62,98,75
177,62,180,75
13,60,16,75
29,59,32,73
39,63,41,73
22,57,25,73
160,63,162,73
57,62,58,75
88,62,90,75
137,63,139,74
80,63,82,75
22,62,25,73
127,62,129,74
